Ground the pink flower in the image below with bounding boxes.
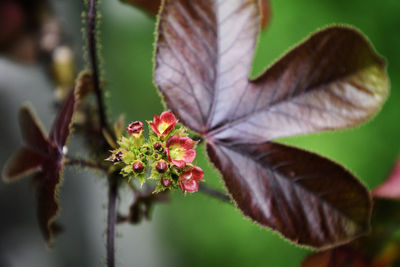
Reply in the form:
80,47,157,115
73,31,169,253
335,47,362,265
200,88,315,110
150,112,178,137
165,135,196,168
179,167,204,193
127,121,144,135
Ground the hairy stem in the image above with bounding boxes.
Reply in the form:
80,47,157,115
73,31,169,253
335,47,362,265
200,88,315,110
87,0,109,134
66,157,108,173
198,184,231,203
107,175,118,267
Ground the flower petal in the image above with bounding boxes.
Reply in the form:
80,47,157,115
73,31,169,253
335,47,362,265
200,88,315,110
181,179,199,193
160,111,177,124
183,149,196,164
191,166,204,181
171,159,186,168
162,123,176,136
150,122,161,135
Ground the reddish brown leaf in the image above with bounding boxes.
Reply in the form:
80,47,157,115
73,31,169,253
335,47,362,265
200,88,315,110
373,158,400,199
121,0,162,15
19,106,49,152
2,147,44,182
259,0,271,30
2,87,78,246
302,250,332,267
122,0,271,30
209,27,388,143
154,0,388,248
302,197,400,266
207,141,371,248
155,1,387,142
33,163,64,243
50,86,78,148
302,246,369,267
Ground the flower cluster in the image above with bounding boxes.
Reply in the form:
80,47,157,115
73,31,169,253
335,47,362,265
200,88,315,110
107,112,204,193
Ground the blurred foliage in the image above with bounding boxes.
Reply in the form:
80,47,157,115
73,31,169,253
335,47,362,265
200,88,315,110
100,0,400,266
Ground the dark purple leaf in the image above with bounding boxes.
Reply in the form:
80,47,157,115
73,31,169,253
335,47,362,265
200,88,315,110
19,106,49,152
373,158,400,199
302,246,369,267
207,141,371,248
259,0,271,30
301,198,400,266
33,164,64,243
50,87,78,148
2,147,44,182
121,0,162,15
122,0,271,29
2,87,78,246
154,0,388,248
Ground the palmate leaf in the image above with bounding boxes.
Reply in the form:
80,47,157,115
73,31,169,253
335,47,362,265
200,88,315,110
121,0,271,30
2,87,78,246
154,0,389,248
301,198,400,266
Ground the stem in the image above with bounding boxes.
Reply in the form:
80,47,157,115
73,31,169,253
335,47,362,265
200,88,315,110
87,0,109,133
198,184,231,203
66,157,108,173
107,175,118,267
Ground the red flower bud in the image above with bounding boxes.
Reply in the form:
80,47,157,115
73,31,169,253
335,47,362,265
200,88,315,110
161,178,172,187
156,160,168,173
179,166,204,193
127,121,144,135
153,142,162,151
150,112,178,137
132,161,144,173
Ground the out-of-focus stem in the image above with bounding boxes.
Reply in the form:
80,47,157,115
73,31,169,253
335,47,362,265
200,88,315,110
87,0,109,134
107,175,118,267
65,157,108,173
198,183,231,203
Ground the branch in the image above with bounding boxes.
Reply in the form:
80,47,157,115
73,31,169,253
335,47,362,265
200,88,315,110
198,184,231,203
107,175,118,267
65,157,108,173
87,0,110,134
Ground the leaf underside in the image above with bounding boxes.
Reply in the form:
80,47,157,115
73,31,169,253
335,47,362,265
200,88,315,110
2,87,78,246
207,141,371,248
155,0,389,248
122,0,271,30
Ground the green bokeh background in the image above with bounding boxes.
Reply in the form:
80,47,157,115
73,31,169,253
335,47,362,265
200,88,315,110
101,0,400,266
